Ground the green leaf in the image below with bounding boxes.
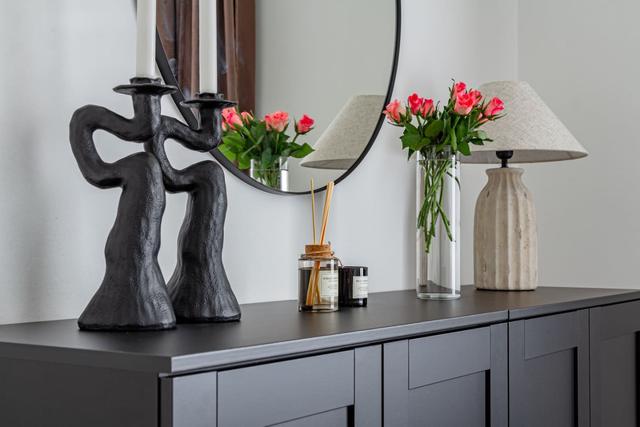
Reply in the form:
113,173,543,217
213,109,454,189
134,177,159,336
424,120,444,138
261,147,273,165
416,137,431,151
456,120,468,141
250,122,267,141
449,131,457,151
458,141,471,156
280,148,292,158
221,132,246,152
405,123,419,134
290,143,314,158
237,152,251,170
217,144,237,162
401,133,421,151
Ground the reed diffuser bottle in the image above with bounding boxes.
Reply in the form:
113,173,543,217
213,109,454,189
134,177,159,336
298,181,339,312
298,244,340,311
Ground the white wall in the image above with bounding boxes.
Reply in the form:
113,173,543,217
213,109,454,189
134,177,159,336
516,0,640,288
0,0,517,325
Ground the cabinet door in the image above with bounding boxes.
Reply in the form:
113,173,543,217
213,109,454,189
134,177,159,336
215,346,381,427
590,300,640,427
509,310,589,427
383,324,508,427
160,371,217,427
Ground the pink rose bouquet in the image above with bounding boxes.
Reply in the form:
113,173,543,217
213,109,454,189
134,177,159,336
384,80,504,251
219,108,315,188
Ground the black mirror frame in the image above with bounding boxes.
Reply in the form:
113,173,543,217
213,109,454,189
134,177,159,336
155,0,401,195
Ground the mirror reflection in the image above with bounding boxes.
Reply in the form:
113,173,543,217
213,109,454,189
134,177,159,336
158,0,397,192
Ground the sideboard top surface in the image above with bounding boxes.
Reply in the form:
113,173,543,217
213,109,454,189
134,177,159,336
0,286,637,374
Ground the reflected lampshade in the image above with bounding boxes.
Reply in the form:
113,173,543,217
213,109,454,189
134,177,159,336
300,95,385,170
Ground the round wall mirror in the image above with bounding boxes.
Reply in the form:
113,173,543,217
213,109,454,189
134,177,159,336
156,0,400,194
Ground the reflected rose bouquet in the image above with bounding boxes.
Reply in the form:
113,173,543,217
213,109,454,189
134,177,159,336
384,80,504,252
219,108,315,169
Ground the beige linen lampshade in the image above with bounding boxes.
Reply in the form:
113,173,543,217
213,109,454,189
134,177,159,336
461,81,588,164
300,95,385,170
465,81,588,291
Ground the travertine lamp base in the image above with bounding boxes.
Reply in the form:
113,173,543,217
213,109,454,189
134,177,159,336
474,167,538,290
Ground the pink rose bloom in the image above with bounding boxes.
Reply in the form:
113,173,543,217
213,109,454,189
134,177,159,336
265,111,289,132
469,89,483,106
296,114,315,134
484,97,505,117
241,111,253,123
383,99,406,123
419,98,435,118
452,82,467,98
454,92,475,115
222,107,242,130
407,92,424,115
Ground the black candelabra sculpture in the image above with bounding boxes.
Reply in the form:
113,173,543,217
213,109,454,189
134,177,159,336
70,77,240,331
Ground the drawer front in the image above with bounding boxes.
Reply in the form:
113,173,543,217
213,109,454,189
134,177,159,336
218,350,354,427
409,327,491,389
523,310,582,359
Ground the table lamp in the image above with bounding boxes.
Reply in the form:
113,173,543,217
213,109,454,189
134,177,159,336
300,95,385,170
462,81,588,290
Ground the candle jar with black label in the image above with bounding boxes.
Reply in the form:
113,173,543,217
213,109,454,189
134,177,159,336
339,266,368,307
298,244,340,312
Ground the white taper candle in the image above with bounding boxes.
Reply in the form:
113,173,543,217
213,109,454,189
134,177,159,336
199,0,218,93
136,0,157,78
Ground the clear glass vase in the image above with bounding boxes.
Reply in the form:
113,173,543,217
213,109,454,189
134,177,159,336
416,148,461,299
250,157,289,191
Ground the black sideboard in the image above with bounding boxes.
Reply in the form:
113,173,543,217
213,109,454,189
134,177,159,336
0,285,639,426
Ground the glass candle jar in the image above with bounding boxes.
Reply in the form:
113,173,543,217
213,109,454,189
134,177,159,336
298,244,340,312
339,266,368,307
